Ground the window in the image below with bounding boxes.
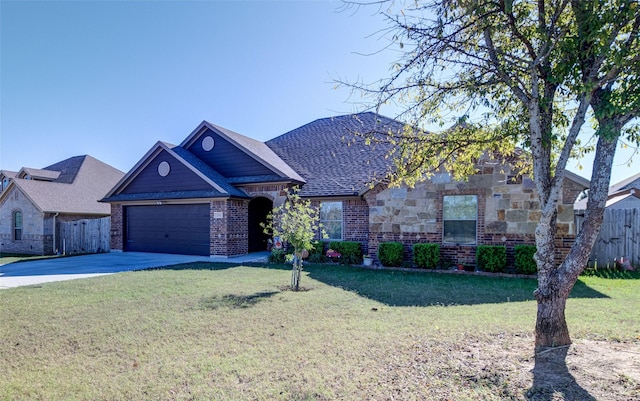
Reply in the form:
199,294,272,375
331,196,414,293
320,201,342,240
13,210,23,241
443,195,477,245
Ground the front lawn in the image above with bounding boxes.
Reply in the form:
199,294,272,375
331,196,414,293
1,263,638,400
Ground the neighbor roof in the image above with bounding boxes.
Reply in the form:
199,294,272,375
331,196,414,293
574,172,639,210
266,112,402,197
1,155,124,215
17,167,60,181
609,172,640,193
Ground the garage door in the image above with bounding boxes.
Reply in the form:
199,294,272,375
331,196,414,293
125,204,210,256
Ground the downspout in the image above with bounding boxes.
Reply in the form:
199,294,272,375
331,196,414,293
52,212,59,255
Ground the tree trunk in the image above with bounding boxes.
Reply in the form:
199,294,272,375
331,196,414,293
535,289,571,348
533,125,619,347
291,252,302,291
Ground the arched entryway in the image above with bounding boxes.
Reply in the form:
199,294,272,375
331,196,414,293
248,197,273,252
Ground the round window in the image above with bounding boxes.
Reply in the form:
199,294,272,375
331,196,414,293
202,136,215,151
158,161,170,177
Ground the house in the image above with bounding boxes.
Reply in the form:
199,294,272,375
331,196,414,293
103,112,589,265
0,155,125,255
575,172,640,211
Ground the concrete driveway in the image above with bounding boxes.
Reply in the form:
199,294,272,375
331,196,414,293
0,251,268,289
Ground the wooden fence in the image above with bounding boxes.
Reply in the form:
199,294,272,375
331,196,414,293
58,217,110,255
576,208,640,269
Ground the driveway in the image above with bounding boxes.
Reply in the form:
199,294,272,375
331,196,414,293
0,251,268,289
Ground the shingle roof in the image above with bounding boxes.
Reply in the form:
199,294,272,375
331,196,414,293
2,155,124,215
43,155,87,183
266,112,402,197
18,167,60,181
0,170,18,180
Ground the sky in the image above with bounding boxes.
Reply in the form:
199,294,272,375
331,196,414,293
1,0,637,186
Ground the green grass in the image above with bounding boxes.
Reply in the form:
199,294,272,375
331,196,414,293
1,263,638,400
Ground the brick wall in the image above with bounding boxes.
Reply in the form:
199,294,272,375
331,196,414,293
110,203,123,251
210,200,229,255
343,198,370,253
227,199,248,256
210,199,249,256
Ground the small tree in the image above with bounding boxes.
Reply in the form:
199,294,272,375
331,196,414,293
263,187,325,291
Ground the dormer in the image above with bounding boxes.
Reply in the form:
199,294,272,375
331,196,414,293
0,170,17,192
16,167,61,182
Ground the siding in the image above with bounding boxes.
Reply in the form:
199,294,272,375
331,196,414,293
186,129,274,177
122,150,211,194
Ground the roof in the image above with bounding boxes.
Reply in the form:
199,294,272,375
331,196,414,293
266,112,401,197
574,172,639,210
609,172,640,194
0,170,18,179
18,167,61,181
606,190,640,207
1,155,124,215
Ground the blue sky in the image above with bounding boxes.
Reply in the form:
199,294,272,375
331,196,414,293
1,0,636,185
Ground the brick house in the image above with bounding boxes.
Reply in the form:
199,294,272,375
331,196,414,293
0,156,124,255
102,112,589,264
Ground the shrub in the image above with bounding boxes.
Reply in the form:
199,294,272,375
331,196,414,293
378,242,404,267
268,248,287,264
514,244,537,274
413,243,440,269
307,241,327,263
328,241,363,265
476,245,506,273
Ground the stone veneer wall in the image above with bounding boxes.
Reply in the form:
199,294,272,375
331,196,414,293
0,187,45,255
366,160,581,267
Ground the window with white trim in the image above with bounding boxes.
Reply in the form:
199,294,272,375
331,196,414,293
443,195,477,245
320,201,342,240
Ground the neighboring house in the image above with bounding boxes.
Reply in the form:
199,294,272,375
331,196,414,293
575,172,640,211
0,155,125,255
103,112,589,265
574,173,640,268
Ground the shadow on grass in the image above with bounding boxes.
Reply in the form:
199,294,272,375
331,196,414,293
147,261,610,307
526,346,596,401
302,264,608,307
199,291,280,310
581,269,640,280
143,261,244,272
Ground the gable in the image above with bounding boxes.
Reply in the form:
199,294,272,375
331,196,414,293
184,127,278,178
121,149,213,194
